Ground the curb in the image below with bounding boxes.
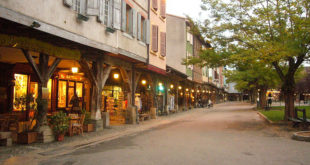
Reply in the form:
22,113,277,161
257,112,274,124
292,131,310,142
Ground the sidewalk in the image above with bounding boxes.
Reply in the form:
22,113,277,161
0,106,217,164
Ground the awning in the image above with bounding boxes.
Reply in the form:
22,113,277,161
0,34,81,60
147,65,166,75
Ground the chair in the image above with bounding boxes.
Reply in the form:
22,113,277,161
71,114,85,135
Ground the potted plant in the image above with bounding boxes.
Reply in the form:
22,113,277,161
82,109,94,132
48,111,69,141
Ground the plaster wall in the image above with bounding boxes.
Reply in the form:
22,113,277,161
0,0,147,60
166,14,186,74
149,0,166,70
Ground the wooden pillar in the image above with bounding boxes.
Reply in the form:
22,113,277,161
80,57,111,130
23,49,61,130
80,58,111,120
175,82,179,112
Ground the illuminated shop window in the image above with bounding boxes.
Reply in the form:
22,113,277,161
48,79,52,109
58,80,67,108
13,74,28,111
76,82,83,97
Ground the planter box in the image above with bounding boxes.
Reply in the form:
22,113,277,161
83,124,94,132
17,132,37,144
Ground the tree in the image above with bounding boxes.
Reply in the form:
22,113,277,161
225,62,280,108
187,0,310,120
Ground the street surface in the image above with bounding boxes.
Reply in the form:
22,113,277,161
2,102,310,165
36,102,310,165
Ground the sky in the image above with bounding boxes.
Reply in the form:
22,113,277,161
166,0,205,20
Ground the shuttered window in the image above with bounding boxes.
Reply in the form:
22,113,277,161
160,0,166,18
79,0,87,16
86,0,99,16
137,13,142,40
132,9,137,38
104,0,109,25
146,20,150,44
152,0,158,11
97,0,105,23
126,5,133,34
160,32,166,57
152,25,158,52
64,0,73,7
113,0,121,29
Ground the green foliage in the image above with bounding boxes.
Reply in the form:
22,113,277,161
260,106,310,122
185,0,310,97
48,111,70,135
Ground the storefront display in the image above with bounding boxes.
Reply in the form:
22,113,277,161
13,74,28,111
102,86,127,125
56,72,86,112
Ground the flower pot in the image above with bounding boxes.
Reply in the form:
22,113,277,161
56,134,65,141
17,132,37,144
83,124,94,132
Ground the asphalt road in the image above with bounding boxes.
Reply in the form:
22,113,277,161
39,102,310,165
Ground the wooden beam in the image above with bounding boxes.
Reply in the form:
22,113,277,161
133,72,141,93
119,68,130,85
47,58,61,79
79,58,98,87
21,49,43,83
101,65,112,89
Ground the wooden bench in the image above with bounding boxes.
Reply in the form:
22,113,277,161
139,114,150,121
288,108,310,128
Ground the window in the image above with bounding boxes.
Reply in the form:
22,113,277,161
13,74,28,111
126,5,132,34
104,0,109,25
58,80,84,108
160,32,166,57
58,80,67,108
160,0,166,18
76,82,83,97
140,16,146,41
152,25,158,52
152,0,158,10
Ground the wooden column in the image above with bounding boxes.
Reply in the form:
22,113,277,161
79,58,111,120
22,49,61,130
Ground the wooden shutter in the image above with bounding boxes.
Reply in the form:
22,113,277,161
128,8,133,34
160,0,166,18
64,0,73,7
86,0,99,16
107,0,113,27
137,13,141,40
79,0,87,16
160,32,166,57
113,0,121,29
152,25,158,52
121,0,126,31
132,9,137,38
97,0,105,23
152,0,158,10
146,20,150,44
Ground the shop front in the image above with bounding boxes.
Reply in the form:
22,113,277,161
102,69,129,125
134,73,155,120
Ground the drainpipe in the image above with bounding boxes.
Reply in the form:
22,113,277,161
147,0,150,65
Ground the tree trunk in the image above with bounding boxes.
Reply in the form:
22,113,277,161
259,88,267,109
283,87,295,120
282,76,296,120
